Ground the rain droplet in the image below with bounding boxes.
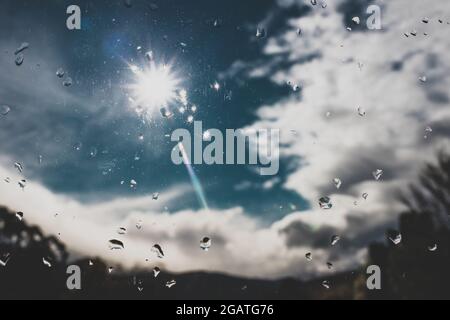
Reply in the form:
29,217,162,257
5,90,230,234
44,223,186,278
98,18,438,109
18,179,27,190
109,239,125,250
305,252,312,261
117,227,127,235
296,28,302,36
160,107,174,119
256,27,266,38
42,257,52,268
419,76,427,83
56,68,65,78
372,169,383,181
73,142,82,151
16,211,24,221
0,105,11,116
153,266,161,277
389,233,402,245
89,147,98,157
331,235,340,246
352,17,360,25
187,115,194,123
166,280,176,288
152,244,164,258
152,192,159,200
14,162,23,173
333,178,342,189
319,196,332,209
38,155,43,164
14,42,29,55
136,220,143,230
63,77,73,87
0,252,11,267
4,177,10,183
428,244,438,252
422,17,429,24
108,267,114,273
326,262,333,269
322,280,330,289
362,192,368,200
89,260,94,266
200,237,212,251
311,0,317,5
130,179,137,188
203,130,211,140
357,106,366,116
15,53,24,66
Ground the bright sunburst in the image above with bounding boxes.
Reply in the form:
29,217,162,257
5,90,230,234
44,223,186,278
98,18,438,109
127,60,181,113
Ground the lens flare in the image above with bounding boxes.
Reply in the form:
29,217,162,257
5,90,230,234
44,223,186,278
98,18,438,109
178,142,209,210
127,60,181,113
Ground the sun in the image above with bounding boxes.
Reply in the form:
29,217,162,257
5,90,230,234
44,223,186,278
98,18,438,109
127,60,181,113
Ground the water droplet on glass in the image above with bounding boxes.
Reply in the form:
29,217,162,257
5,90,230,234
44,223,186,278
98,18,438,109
153,266,160,277
152,244,164,258
296,28,302,36
362,192,368,200
331,235,340,246
372,169,383,181
305,252,312,261
191,105,197,113
89,147,98,157
166,280,176,288
187,115,194,123
357,106,366,117
18,179,27,190
16,211,24,221
15,53,24,66
14,162,23,173
89,260,94,266
136,220,143,230
428,244,438,252
108,267,114,273
145,50,154,61
130,179,137,188
56,68,65,78
352,17,360,25
63,77,73,87
4,177,10,183
311,0,317,5
152,192,159,200
419,76,427,83
42,257,52,268
14,42,29,55
389,233,402,245
200,237,212,251
0,252,11,267
326,262,333,270
256,27,266,38
160,107,174,119
0,105,11,116
73,142,82,151
117,227,127,235
109,239,125,250
322,280,330,289
319,196,332,209
422,17,429,24
333,178,342,189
